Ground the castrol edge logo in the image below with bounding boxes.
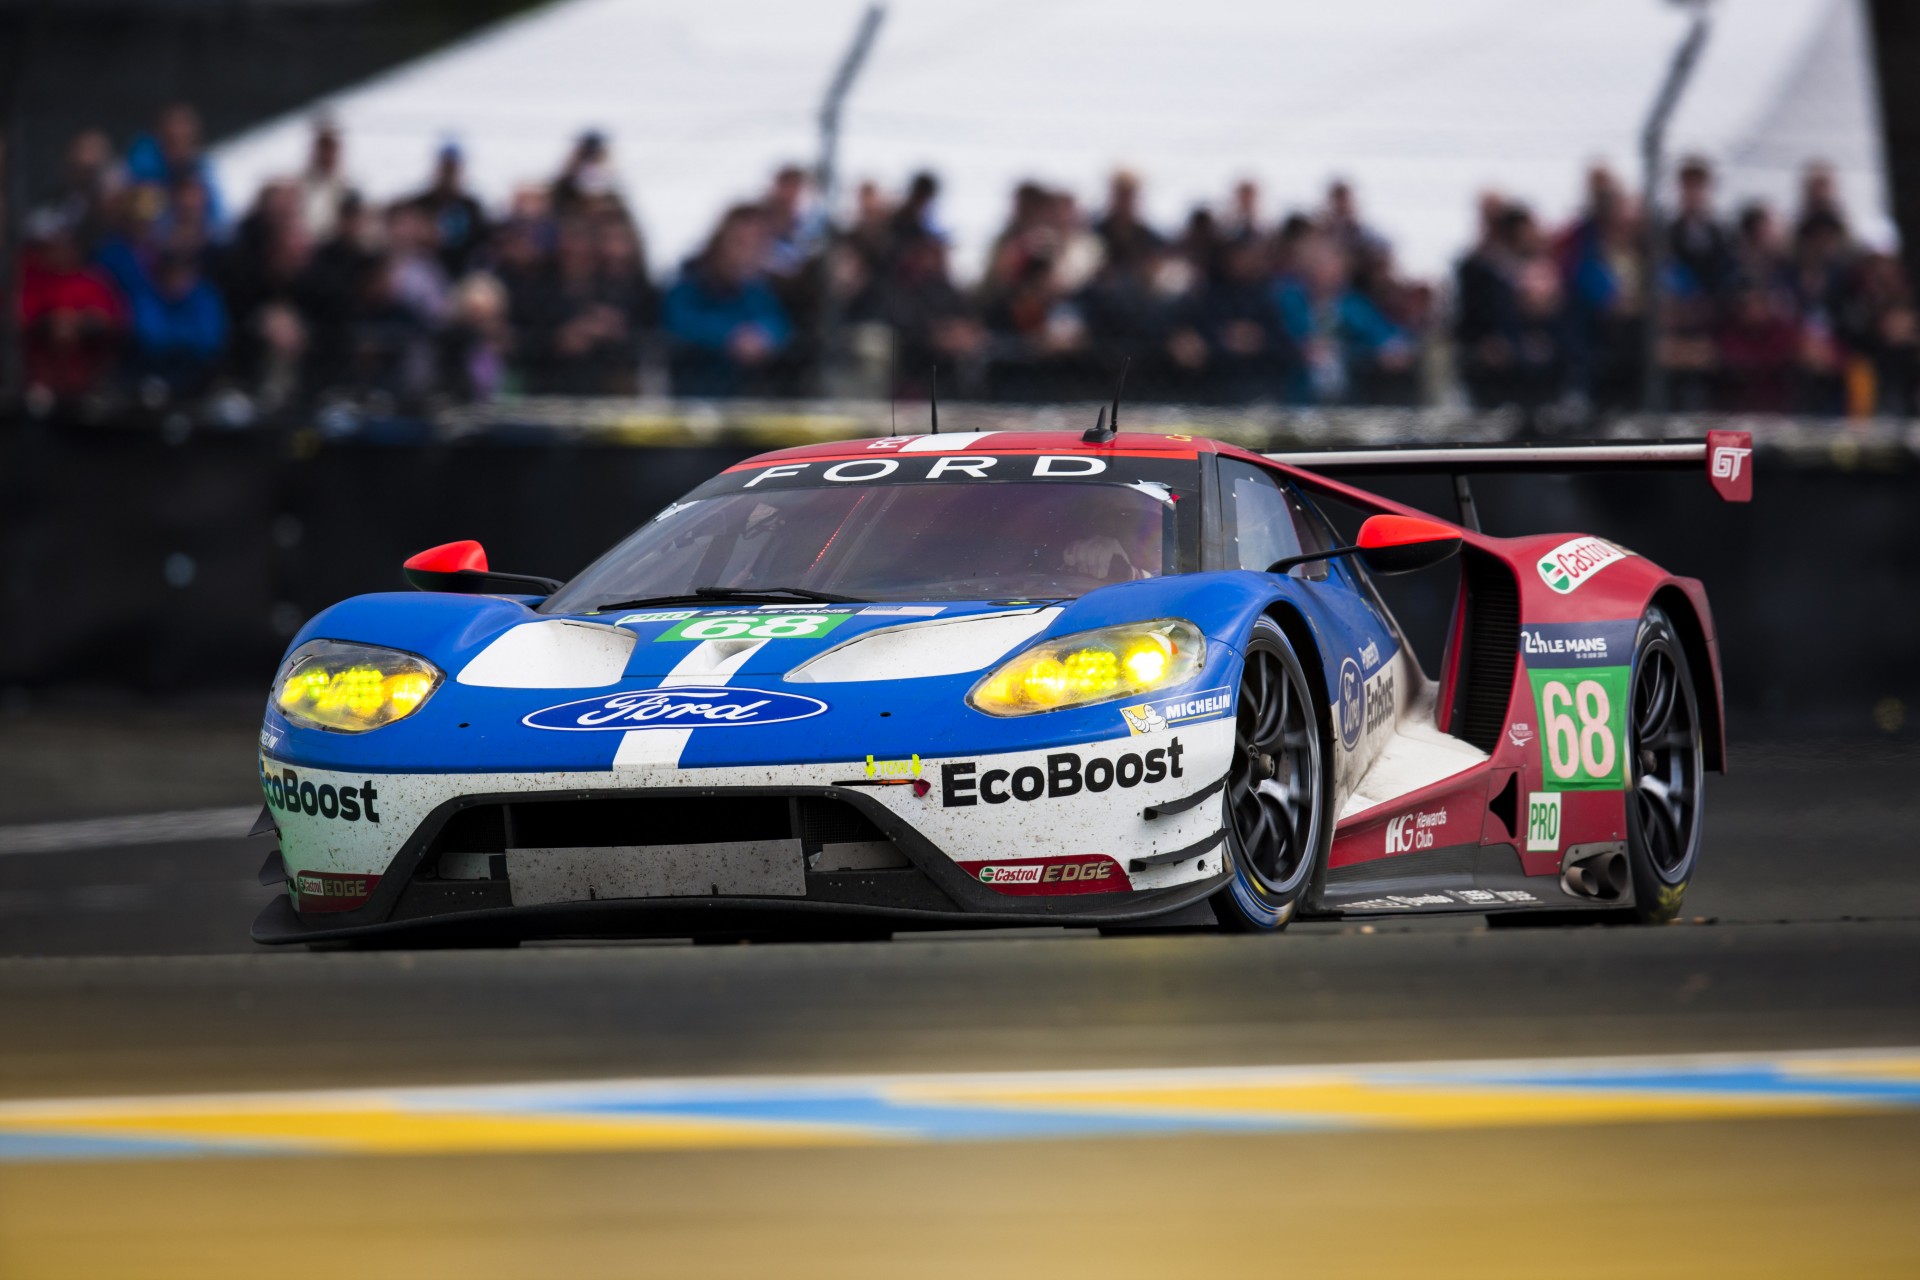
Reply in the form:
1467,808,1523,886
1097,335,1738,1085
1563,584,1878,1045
958,854,1128,896
1536,537,1633,595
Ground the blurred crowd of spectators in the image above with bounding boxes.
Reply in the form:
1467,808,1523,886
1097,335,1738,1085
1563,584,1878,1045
846,171,1425,408
1456,159,1915,417
8,103,1915,420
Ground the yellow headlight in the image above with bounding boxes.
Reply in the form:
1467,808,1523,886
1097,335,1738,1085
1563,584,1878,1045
1123,635,1171,685
271,641,443,733
968,620,1205,716
385,670,436,711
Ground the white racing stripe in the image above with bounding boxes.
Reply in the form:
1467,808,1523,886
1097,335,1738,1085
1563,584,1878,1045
897,431,998,452
455,618,636,689
0,806,260,856
611,638,769,769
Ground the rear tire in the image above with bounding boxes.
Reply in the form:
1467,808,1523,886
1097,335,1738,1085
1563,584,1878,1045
1621,606,1706,923
1211,616,1333,931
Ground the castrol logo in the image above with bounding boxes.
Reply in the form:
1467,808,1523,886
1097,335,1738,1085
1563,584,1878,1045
1536,537,1633,595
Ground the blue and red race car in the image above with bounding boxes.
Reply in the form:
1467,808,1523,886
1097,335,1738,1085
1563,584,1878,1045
251,424,1751,945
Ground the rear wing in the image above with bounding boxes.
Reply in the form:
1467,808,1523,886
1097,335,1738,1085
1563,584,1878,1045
1266,431,1750,531
1267,431,1753,503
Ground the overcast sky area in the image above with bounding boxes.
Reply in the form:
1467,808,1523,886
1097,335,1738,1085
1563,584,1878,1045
212,0,1888,279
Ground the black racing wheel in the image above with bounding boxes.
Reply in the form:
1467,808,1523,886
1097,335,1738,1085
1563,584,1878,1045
1212,615,1333,931
1620,606,1706,923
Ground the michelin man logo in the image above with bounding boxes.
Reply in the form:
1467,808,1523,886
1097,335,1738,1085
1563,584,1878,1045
1120,687,1229,737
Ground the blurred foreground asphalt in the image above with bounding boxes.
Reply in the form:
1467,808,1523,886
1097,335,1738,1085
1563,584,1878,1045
1,709,1917,1277
6,1115,1915,1279
2,921,1917,1098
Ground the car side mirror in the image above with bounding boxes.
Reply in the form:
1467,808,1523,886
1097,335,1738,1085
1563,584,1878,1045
403,540,564,595
1265,514,1462,577
1353,514,1464,574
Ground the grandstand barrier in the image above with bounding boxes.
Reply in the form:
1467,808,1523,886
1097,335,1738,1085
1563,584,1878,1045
2,402,1916,737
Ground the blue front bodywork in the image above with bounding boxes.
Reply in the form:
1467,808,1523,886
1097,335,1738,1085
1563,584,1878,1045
262,564,1402,777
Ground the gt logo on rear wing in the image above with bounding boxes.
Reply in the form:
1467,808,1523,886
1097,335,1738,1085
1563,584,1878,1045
1705,430,1752,502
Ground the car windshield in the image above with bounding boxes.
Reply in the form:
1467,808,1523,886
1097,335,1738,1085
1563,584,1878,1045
545,465,1195,612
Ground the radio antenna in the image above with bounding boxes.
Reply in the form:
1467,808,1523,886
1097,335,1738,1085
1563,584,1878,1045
1083,357,1129,443
929,365,940,433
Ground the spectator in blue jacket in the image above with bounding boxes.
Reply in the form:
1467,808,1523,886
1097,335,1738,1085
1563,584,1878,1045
1273,233,1412,404
1558,170,1646,413
126,243,229,396
125,104,225,233
664,204,791,397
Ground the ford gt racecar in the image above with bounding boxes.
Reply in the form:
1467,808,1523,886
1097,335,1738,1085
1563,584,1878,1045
251,424,1751,945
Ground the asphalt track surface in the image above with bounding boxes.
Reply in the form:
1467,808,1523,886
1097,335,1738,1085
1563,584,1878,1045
2,724,1918,1277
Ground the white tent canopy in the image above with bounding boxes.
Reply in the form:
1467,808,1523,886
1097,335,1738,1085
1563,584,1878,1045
211,0,1890,281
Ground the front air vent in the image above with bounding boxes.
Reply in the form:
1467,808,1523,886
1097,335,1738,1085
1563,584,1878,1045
1450,549,1519,754
506,795,796,850
419,793,895,868
795,797,888,848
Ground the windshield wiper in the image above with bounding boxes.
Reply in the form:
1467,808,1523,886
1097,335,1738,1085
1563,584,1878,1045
694,586,868,604
583,585,870,614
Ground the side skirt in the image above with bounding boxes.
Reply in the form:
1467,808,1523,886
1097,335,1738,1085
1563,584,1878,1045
1311,842,1624,917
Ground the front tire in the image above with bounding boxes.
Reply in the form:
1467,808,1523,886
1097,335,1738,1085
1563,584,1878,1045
1212,616,1333,931
1621,606,1706,923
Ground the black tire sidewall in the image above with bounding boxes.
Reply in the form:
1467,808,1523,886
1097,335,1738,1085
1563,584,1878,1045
1212,616,1334,931
1623,606,1705,923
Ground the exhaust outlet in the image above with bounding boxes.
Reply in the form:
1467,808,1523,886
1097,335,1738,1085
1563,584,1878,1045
1560,845,1629,901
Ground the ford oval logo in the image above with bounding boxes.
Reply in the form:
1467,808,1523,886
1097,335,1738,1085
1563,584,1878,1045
1337,658,1363,751
523,686,828,732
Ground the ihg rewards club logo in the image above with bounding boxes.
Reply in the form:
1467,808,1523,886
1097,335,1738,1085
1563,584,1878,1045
942,739,1186,806
262,763,381,823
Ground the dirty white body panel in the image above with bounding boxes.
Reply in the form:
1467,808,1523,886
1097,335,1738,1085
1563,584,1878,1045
260,717,1234,909
1338,683,1488,820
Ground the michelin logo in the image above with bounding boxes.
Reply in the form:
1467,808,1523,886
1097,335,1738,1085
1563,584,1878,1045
1121,686,1232,737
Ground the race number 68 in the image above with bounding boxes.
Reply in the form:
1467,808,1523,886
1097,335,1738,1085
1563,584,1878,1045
1542,678,1616,781
676,614,841,640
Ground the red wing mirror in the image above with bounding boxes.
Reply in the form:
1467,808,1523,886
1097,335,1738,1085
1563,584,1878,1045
1355,514,1463,575
1265,514,1463,577
403,540,564,596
